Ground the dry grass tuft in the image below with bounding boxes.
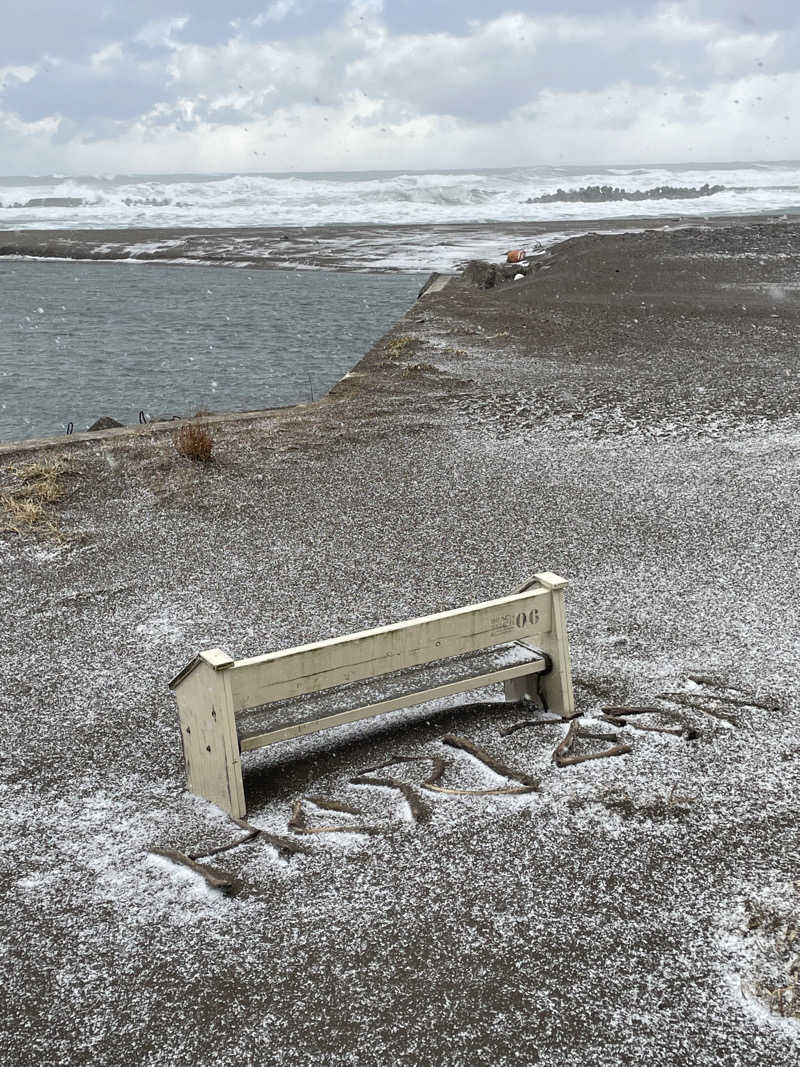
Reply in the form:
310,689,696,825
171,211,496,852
402,361,440,378
173,423,214,462
1,455,72,539
385,335,418,359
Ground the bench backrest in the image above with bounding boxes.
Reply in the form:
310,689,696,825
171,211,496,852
169,572,573,817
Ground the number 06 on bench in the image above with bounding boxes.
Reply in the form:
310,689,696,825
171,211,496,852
169,572,574,817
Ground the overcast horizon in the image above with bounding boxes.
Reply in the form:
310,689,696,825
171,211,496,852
4,158,800,180
2,1,799,175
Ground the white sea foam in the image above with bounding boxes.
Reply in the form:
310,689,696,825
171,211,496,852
1,162,799,230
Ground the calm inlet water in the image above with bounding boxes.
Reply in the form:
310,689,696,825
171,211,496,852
0,262,425,442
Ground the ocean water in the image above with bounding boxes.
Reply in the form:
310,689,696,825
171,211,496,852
0,261,424,442
2,161,799,234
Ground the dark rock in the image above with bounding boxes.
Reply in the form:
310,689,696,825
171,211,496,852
500,263,529,280
17,197,85,209
87,416,124,432
526,183,725,205
461,260,499,289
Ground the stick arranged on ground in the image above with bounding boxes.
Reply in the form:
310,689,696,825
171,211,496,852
685,676,779,711
553,720,580,764
423,782,539,796
350,775,432,823
422,756,448,786
354,754,435,776
188,825,259,860
603,706,665,717
288,799,379,837
499,714,568,737
305,796,364,816
553,719,633,767
353,753,449,786
601,714,698,739
187,816,305,862
289,800,307,832
233,817,307,858
655,692,740,727
440,734,540,789
149,847,243,896
576,728,622,742
687,673,732,689
351,751,536,798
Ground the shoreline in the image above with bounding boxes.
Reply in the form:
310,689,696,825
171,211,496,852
1,210,796,273
2,218,800,1064
2,210,799,456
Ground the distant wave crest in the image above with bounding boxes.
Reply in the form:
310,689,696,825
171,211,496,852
526,183,726,204
0,165,796,228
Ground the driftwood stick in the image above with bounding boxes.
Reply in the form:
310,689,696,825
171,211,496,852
655,692,740,726
231,817,306,858
288,800,307,833
422,783,539,797
555,743,633,767
289,797,378,837
499,717,563,737
601,714,694,737
290,824,381,836
350,775,432,823
662,689,776,713
355,754,435,776
440,734,539,789
686,673,730,689
258,833,307,857
684,675,776,709
149,847,243,896
353,753,450,786
631,722,693,738
188,828,260,861
305,796,364,816
553,719,580,763
603,706,665,717
577,728,621,742
422,756,448,786
554,719,633,767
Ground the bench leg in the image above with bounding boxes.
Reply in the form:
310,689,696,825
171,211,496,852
174,657,246,818
504,573,575,717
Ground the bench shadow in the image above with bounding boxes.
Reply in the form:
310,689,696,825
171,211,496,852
242,698,538,811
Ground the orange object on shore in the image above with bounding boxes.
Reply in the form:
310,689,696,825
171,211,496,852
506,249,526,263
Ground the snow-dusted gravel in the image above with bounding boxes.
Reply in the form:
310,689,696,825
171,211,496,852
2,220,799,1066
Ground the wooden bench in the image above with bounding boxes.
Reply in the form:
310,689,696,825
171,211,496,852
168,572,574,817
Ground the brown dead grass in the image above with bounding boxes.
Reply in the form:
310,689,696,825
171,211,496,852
384,335,418,359
402,361,441,378
0,455,72,539
173,423,214,462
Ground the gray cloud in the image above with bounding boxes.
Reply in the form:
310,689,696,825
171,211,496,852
0,1,798,172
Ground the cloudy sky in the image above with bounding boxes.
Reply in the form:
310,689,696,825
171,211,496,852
1,0,798,174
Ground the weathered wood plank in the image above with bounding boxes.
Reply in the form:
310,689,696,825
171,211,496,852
229,588,552,711
235,642,537,738
505,574,574,716
239,656,546,751
174,659,246,818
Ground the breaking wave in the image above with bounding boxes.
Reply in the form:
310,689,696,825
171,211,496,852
0,162,798,230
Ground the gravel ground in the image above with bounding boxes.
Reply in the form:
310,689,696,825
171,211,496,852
2,219,799,1066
